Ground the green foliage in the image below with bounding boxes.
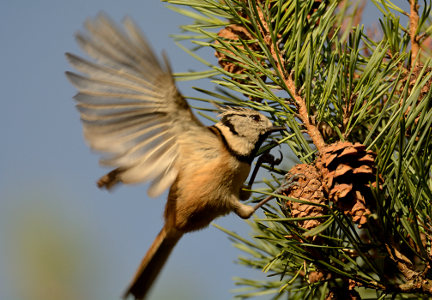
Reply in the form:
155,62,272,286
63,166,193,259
163,0,432,298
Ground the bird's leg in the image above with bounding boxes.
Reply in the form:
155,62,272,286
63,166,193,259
249,149,283,187
234,174,298,219
252,173,303,214
240,149,283,201
233,201,255,219
236,174,301,219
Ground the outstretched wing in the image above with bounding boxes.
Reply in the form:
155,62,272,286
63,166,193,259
66,13,210,197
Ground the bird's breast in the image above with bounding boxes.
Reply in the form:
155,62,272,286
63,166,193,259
165,139,251,232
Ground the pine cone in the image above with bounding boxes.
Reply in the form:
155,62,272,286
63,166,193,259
214,24,265,101
281,164,326,230
397,65,432,137
316,142,377,227
399,65,432,102
214,24,258,75
308,270,329,283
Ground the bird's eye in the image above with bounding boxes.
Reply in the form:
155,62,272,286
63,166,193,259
250,114,261,122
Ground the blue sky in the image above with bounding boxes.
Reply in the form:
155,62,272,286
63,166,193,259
0,1,407,300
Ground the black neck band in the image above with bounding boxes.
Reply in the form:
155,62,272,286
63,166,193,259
209,125,268,164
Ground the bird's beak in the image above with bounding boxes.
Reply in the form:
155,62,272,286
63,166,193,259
267,126,285,133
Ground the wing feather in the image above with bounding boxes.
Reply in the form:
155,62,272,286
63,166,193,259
66,13,213,196
66,53,160,93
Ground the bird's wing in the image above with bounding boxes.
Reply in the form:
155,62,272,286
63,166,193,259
66,13,213,197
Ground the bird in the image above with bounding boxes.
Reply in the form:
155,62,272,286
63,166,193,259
65,13,283,300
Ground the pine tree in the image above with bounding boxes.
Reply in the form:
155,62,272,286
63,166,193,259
163,0,432,298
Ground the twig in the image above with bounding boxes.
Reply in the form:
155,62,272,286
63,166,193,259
385,243,417,280
385,242,432,295
409,0,420,67
396,279,432,294
256,6,326,152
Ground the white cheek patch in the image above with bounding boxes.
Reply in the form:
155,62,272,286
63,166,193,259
217,124,255,157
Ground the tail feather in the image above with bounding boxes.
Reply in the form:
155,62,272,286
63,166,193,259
123,226,182,299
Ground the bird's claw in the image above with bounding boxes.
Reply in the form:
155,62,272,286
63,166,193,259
258,149,283,169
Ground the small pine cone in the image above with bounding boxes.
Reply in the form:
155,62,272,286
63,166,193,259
281,164,326,230
398,65,432,132
316,142,377,227
214,24,266,101
214,24,260,75
399,65,432,102
308,270,328,283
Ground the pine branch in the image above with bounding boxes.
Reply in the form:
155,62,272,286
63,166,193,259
163,0,432,298
257,13,326,152
409,0,421,67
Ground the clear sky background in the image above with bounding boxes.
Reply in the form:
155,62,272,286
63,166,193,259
0,1,407,300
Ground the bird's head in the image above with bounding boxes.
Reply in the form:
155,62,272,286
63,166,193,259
215,107,283,162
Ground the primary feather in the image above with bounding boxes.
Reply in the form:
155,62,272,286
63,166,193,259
66,13,211,197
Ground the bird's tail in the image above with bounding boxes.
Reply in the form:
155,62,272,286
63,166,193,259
123,226,183,299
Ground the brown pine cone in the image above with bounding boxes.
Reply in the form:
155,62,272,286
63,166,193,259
316,141,377,227
214,24,265,101
281,164,326,230
398,65,432,136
